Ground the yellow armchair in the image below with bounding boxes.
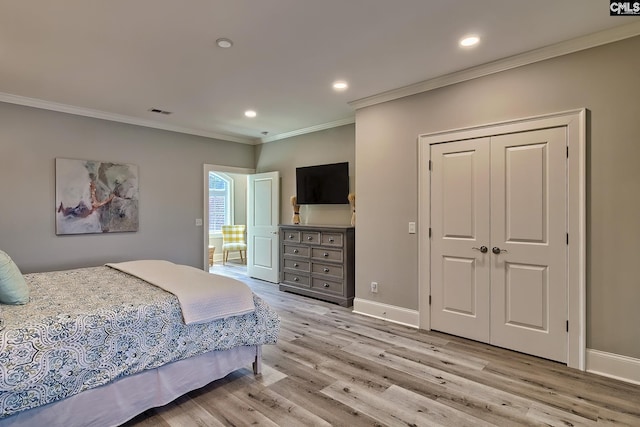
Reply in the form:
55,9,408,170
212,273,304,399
221,225,247,264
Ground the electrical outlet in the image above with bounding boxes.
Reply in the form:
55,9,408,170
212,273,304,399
195,218,203,226
370,281,378,293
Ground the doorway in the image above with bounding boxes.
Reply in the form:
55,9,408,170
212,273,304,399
203,164,253,273
418,110,587,369
203,166,281,283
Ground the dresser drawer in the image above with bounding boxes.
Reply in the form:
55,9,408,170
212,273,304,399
311,247,343,263
311,277,344,295
283,244,310,258
312,262,343,279
321,232,343,247
282,230,301,243
284,258,310,273
301,231,321,245
283,272,310,287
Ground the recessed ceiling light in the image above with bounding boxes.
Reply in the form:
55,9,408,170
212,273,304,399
333,81,348,91
216,38,233,48
460,35,480,47
244,110,257,118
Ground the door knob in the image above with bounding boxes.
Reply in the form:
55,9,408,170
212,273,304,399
472,246,488,253
492,247,508,254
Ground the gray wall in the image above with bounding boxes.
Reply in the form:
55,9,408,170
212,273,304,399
0,103,254,273
355,35,640,358
255,124,355,226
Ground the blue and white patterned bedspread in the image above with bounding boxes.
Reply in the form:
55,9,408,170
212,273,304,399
0,266,280,418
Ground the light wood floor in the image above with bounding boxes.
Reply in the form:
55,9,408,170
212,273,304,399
124,264,640,426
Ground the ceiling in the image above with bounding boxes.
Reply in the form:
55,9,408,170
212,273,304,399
1,1,638,144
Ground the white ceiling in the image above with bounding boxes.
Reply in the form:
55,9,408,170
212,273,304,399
1,1,638,144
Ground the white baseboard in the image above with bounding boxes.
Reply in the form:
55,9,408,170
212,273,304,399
586,349,640,385
352,298,419,329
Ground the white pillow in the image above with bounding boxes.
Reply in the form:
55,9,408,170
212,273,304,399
0,250,29,305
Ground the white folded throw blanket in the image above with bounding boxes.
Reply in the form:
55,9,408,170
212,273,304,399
106,260,255,325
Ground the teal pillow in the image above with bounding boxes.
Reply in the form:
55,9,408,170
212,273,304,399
0,250,29,304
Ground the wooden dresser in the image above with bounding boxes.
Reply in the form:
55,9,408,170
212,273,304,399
279,224,355,307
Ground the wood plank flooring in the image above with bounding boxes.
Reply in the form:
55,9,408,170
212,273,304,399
123,263,640,426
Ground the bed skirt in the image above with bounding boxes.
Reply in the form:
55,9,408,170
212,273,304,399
0,345,261,427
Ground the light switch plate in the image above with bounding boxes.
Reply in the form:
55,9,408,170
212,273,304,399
408,222,416,234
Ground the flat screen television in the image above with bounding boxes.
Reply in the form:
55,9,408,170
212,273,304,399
296,162,349,204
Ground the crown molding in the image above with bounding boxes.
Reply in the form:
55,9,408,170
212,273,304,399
260,116,355,143
0,92,256,145
350,21,640,110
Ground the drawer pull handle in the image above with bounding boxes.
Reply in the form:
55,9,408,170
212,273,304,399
293,263,299,267
323,267,330,273
307,236,313,240
293,277,299,282
293,249,299,254
329,238,335,243
288,234,294,239
323,252,329,257
323,283,330,288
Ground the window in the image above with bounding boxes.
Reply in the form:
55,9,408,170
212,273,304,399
208,172,232,234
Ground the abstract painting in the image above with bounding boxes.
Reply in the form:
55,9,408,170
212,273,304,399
55,158,139,235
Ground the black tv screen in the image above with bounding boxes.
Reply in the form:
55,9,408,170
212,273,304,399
296,162,349,205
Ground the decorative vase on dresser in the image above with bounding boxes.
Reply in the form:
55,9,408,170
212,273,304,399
279,224,355,307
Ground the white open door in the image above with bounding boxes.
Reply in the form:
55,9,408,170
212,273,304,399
247,171,280,283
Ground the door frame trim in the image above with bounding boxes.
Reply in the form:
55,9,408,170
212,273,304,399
418,109,587,370
203,164,255,271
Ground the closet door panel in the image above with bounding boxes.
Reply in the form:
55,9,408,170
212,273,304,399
430,139,491,342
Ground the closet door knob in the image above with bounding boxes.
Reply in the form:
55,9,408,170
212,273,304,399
492,247,508,254
472,246,488,253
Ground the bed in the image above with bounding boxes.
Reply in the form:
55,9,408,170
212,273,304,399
0,260,280,427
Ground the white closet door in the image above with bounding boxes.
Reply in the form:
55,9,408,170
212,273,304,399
430,138,491,342
490,128,567,362
430,128,568,363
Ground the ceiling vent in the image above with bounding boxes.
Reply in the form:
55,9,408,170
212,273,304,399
148,108,172,115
